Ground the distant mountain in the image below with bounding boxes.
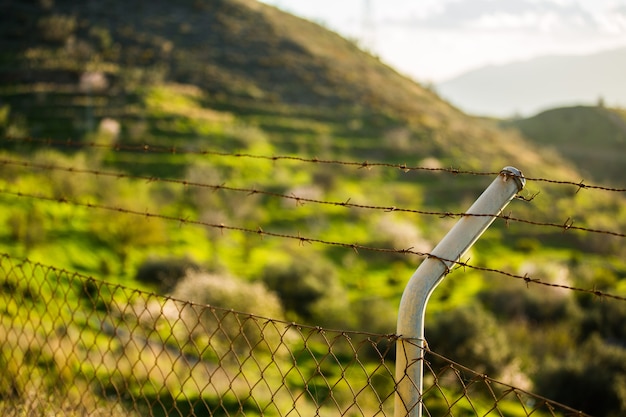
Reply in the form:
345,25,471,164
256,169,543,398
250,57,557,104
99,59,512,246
436,47,626,118
504,105,626,184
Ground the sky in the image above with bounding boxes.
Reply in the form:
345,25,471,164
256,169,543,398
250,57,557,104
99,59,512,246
259,0,626,83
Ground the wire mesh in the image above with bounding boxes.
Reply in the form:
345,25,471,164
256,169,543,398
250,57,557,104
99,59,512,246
0,254,589,416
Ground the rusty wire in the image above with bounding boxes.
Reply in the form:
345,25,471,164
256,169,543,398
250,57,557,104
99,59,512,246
0,253,590,416
1,156,625,239
5,136,626,193
419,346,594,417
2,187,626,303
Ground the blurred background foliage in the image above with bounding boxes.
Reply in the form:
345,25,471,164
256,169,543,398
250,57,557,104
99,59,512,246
1,0,626,415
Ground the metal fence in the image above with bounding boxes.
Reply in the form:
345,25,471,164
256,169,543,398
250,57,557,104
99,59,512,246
0,253,589,416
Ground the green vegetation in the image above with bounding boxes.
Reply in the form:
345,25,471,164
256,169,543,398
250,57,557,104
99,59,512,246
1,0,626,415
504,105,626,184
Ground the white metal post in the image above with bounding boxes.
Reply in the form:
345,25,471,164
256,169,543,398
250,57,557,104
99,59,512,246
394,167,525,417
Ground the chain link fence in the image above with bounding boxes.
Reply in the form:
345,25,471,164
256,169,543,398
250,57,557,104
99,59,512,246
0,254,587,416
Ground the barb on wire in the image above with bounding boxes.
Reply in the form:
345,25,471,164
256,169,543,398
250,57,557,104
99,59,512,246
1,156,624,239
2,187,626,302
450,258,626,302
524,175,626,193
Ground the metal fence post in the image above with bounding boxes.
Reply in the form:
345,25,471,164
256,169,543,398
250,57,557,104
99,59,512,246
394,167,525,417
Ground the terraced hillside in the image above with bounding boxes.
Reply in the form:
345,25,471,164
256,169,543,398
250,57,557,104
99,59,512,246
1,1,626,416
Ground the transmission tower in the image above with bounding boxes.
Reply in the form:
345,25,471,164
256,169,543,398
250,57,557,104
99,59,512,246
361,0,377,52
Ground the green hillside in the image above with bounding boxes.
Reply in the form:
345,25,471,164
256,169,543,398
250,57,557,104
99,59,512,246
1,0,626,416
504,105,626,184
0,0,578,177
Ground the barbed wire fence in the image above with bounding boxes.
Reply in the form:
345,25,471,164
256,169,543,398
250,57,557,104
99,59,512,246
1,156,625,239
0,147,624,302
1,137,625,415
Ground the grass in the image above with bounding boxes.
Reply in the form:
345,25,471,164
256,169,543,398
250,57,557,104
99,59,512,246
505,105,626,184
0,257,400,416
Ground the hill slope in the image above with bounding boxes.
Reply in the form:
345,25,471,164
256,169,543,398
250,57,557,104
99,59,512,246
504,105,626,184
437,47,626,117
0,0,575,178
1,1,626,416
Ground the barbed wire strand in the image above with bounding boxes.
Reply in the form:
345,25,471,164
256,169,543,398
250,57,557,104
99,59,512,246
1,157,624,239
4,136,626,193
3,136,498,174
2,187,625,303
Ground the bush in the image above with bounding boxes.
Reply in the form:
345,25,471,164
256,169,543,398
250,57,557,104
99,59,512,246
534,336,626,416
171,271,285,355
173,271,283,319
32,150,92,198
479,285,580,324
261,259,339,321
37,14,76,43
426,304,512,377
135,257,201,293
578,298,626,344
6,206,46,251
353,297,396,335
352,297,398,361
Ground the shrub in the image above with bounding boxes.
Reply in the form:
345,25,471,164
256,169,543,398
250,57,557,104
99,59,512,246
578,298,626,344
37,14,76,43
135,257,201,293
479,285,580,324
426,304,513,377
534,336,626,417
32,150,92,198
172,271,283,319
171,271,285,355
261,259,338,321
91,209,166,269
88,26,113,51
353,297,396,335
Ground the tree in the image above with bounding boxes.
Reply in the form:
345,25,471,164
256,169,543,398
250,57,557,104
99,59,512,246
135,256,201,293
261,259,340,321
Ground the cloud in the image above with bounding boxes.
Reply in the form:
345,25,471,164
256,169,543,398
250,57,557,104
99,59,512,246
371,0,626,81
381,0,595,32
592,4,626,34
